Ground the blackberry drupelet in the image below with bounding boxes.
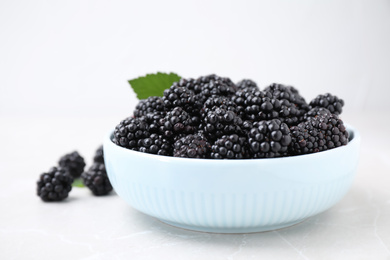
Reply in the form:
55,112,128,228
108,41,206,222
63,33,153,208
173,133,211,158
134,96,165,118
290,111,348,155
159,107,197,138
309,93,344,115
37,167,73,202
247,119,291,158
210,134,248,159
113,117,150,150
201,107,243,140
82,163,112,196
93,145,104,164
236,79,260,91
58,151,86,178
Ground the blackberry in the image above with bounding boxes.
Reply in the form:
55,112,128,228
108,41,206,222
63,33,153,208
232,89,301,125
303,107,333,121
37,167,73,202
309,93,344,115
113,117,150,150
200,96,238,118
82,163,112,196
247,119,291,158
93,145,104,164
58,151,86,178
210,134,248,159
200,74,236,89
138,133,172,156
163,84,203,115
134,96,165,118
201,107,243,140
198,79,237,98
290,111,349,155
264,83,310,122
159,107,197,138
236,79,260,91
173,133,211,158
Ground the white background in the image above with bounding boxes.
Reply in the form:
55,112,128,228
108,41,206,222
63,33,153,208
1,0,390,118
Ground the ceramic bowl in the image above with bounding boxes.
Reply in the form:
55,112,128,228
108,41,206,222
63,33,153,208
103,124,360,233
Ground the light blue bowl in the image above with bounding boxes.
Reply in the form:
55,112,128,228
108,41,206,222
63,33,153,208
104,125,360,233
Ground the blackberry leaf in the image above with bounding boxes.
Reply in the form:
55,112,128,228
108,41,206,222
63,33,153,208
129,72,181,100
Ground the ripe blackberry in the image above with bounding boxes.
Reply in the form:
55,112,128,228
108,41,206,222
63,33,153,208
201,107,243,140
232,89,300,125
200,96,238,118
247,119,291,158
58,151,86,178
82,163,112,196
113,117,150,150
133,96,165,118
173,133,211,158
198,79,237,98
210,134,248,159
236,79,259,91
159,107,197,138
138,133,172,156
163,85,203,115
303,107,333,120
37,167,73,202
264,83,309,121
200,74,236,89
290,112,349,155
93,145,104,164
309,93,344,115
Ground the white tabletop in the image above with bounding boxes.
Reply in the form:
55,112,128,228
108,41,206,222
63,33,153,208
1,113,389,260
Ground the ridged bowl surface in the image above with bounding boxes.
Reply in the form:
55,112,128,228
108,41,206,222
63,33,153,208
103,125,360,233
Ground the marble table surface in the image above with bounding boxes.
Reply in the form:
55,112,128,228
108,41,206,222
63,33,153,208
1,113,389,260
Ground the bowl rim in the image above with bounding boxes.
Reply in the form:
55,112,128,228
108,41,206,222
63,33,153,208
104,123,360,163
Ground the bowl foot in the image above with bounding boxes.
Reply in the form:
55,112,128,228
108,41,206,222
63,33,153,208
158,218,307,234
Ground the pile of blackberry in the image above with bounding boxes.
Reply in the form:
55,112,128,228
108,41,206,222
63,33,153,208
37,146,113,202
114,74,348,159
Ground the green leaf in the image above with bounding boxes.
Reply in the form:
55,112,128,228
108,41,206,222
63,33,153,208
128,72,181,100
72,178,85,188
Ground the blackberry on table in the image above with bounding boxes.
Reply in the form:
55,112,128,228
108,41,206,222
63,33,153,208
201,107,243,140
113,117,150,150
210,134,248,159
290,111,349,155
309,93,344,115
236,79,259,91
133,96,165,118
82,163,112,196
247,119,291,158
93,145,104,164
173,133,211,158
37,167,73,202
58,151,86,178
